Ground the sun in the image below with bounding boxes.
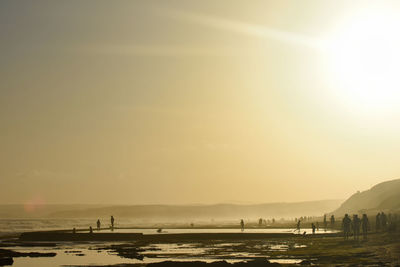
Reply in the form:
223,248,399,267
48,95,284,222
325,9,400,117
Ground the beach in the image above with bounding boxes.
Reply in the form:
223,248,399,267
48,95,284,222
1,224,399,266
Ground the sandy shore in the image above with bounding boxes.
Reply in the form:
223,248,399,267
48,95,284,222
1,230,400,266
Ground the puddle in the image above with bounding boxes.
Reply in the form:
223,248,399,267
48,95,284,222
270,244,289,251
8,240,307,266
140,243,207,255
270,259,303,264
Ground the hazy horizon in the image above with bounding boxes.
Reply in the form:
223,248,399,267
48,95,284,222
2,0,400,206
0,198,344,206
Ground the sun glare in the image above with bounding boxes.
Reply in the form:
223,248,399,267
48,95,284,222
326,10,400,116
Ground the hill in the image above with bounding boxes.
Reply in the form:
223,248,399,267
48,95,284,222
0,200,342,220
0,204,107,219
46,200,342,220
333,179,400,215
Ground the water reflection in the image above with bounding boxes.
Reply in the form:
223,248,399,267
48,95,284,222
9,239,307,267
77,228,338,235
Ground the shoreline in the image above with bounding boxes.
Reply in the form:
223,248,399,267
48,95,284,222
1,229,399,266
18,230,341,242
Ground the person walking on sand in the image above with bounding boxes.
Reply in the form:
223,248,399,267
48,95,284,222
89,226,93,234
111,216,115,230
361,214,370,240
381,212,387,231
342,214,351,240
330,215,335,229
352,214,361,241
312,223,316,235
240,219,245,232
97,219,101,231
376,212,381,232
296,220,301,233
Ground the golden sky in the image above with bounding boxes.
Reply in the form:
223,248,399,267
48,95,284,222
1,0,400,205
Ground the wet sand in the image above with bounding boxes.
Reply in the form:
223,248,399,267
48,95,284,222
19,232,326,242
1,230,400,266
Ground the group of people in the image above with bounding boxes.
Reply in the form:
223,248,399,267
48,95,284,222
295,215,336,235
301,212,398,240
342,214,369,240
376,212,387,232
376,212,398,232
341,212,399,241
75,216,115,234
295,216,334,235
96,215,115,231
323,214,336,230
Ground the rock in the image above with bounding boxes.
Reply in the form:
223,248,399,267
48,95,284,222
0,248,56,258
299,260,312,265
0,257,13,266
110,244,144,260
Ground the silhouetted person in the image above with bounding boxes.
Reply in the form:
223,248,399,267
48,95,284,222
89,226,93,234
330,215,335,229
296,220,301,233
72,228,76,234
388,219,397,233
352,214,360,241
312,223,316,235
376,213,381,232
323,214,327,232
342,214,351,240
388,213,396,232
361,214,369,240
97,219,101,230
111,216,115,230
240,219,245,231
381,212,387,231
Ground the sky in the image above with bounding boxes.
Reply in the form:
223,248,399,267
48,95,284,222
1,0,400,205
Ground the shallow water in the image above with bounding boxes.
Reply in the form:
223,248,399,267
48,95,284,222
0,219,321,266
8,240,306,266
0,218,338,238
79,228,337,235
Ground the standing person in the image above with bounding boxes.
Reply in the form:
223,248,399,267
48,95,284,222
89,226,93,234
330,215,335,229
312,223,316,235
323,214,327,232
342,214,351,240
316,222,320,231
381,212,387,231
361,214,370,240
97,219,101,231
240,219,245,232
352,215,361,241
376,213,381,232
111,216,115,230
296,220,301,233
